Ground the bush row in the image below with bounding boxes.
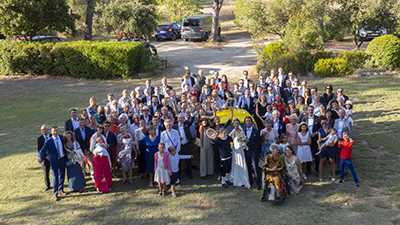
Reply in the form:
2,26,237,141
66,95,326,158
0,41,153,79
258,41,371,77
260,35,400,77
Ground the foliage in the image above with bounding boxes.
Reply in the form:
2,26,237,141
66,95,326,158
259,42,314,75
96,0,157,39
0,0,76,38
260,42,368,76
339,50,370,70
234,0,269,39
282,14,325,52
156,0,200,22
235,0,400,49
0,40,153,79
314,57,353,77
324,0,398,43
366,34,400,69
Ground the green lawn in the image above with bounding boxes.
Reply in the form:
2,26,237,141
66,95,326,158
0,74,400,225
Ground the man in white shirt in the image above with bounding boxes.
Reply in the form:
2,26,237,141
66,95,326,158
118,89,130,109
160,119,181,154
175,113,194,178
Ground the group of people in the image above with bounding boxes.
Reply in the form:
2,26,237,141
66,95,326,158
37,66,360,202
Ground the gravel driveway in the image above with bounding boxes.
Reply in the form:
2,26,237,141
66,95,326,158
153,32,258,79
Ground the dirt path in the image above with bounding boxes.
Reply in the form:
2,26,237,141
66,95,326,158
154,31,259,79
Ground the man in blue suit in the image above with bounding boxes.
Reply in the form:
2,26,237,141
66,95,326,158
39,126,67,201
236,88,255,113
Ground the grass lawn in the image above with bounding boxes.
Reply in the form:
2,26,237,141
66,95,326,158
0,74,400,225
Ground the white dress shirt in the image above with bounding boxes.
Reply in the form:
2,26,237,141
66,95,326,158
71,118,80,130
178,124,188,145
53,136,64,159
160,129,181,153
169,154,192,173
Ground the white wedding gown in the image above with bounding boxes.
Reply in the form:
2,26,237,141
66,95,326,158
229,130,251,188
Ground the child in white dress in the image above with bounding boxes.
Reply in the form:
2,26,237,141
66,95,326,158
154,143,172,196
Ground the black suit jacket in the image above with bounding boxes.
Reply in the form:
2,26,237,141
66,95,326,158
105,131,117,154
174,119,195,141
244,127,260,154
74,127,92,153
65,119,74,132
37,135,47,152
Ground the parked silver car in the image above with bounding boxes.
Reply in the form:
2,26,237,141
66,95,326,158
181,15,212,41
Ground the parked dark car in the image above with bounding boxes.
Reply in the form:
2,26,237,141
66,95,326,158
154,23,181,41
31,35,64,42
356,25,387,42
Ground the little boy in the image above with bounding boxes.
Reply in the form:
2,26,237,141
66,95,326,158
168,146,192,197
338,129,360,187
316,128,338,155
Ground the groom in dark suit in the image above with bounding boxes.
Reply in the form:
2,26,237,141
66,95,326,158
39,126,67,201
243,116,261,189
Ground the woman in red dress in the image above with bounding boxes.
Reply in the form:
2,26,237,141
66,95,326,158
92,137,113,193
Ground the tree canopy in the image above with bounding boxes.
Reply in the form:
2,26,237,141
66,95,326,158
0,0,75,38
234,0,400,50
96,0,157,39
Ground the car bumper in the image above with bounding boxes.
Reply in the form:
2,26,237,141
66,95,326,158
155,34,173,40
181,32,203,40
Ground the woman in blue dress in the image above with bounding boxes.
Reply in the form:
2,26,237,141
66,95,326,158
64,131,86,192
144,128,160,186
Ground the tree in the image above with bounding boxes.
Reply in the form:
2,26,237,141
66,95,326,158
156,0,200,22
96,0,157,39
211,0,223,41
84,0,96,39
0,0,75,38
234,0,269,39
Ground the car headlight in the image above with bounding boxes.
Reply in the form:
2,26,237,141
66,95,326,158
359,31,367,37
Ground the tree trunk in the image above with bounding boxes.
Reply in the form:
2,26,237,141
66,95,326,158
211,0,223,42
85,0,95,40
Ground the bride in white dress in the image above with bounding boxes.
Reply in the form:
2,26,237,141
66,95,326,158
229,120,251,188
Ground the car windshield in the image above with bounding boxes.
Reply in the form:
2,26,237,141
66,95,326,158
183,19,200,27
157,25,170,31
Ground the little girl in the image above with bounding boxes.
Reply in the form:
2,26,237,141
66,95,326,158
279,134,290,154
344,100,353,126
317,128,338,155
118,132,137,184
154,143,172,196
168,146,192,197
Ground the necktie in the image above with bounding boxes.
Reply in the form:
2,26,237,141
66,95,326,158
81,128,85,141
54,137,63,159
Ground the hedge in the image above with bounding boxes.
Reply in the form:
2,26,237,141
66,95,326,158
259,42,370,77
0,41,153,79
259,42,313,75
366,34,400,69
314,58,352,77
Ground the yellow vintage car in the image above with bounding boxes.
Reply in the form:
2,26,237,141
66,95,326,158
215,108,257,127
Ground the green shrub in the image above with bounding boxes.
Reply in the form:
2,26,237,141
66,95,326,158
314,57,352,77
0,40,153,79
366,34,400,69
339,50,370,70
259,42,313,75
